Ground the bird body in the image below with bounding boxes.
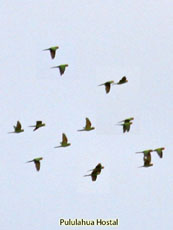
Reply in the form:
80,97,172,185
98,81,114,94
54,133,71,148
78,118,95,131
43,46,59,59
29,121,45,131
51,64,68,75
8,121,24,133
26,157,43,171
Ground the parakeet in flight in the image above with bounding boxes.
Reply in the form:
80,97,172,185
54,133,71,148
51,64,69,75
98,81,114,94
84,163,104,181
29,121,45,131
78,118,95,131
43,46,59,59
114,76,128,85
8,121,24,133
26,157,43,171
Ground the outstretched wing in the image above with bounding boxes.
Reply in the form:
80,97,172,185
16,121,22,130
156,149,163,158
91,171,97,181
144,153,151,166
50,49,56,59
85,118,91,129
123,124,126,133
105,82,111,93
117,76,127,84
34,161,41,171
36,121,42,126
126,123,131,132
59,66,65,75
121,76,127,82
62,133,68,144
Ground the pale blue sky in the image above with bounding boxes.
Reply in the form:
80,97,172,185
0,0,172,229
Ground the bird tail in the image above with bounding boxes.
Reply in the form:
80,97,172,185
42,49,49,51
117,120,124,123
8,131,14,134
87,169,93,172
83,174,91,177
136,152,142,154
26,160,33,163
54,146,61,148
77,129,85,131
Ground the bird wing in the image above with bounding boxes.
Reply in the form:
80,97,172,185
85,118,91,129
156,149,163,158
34,161,40,171
91,171,97,181
144,152,151,165
118,76,127,84
105,82,111,93
95,163,102,173
62,133,68,144
50,49,56,59
126,123,131,132
121,76,127,81
59,66,65,75
16,121,22,130
36,121,42,126
123,124,126,133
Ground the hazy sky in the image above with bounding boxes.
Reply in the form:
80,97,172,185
0,1,172,229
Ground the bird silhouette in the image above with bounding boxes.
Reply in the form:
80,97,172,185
43,46,59,59
78,118,95,131
54,133,71,148
26,157,43,171
8,121,24,134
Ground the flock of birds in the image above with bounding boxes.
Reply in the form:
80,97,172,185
8,46,165,181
